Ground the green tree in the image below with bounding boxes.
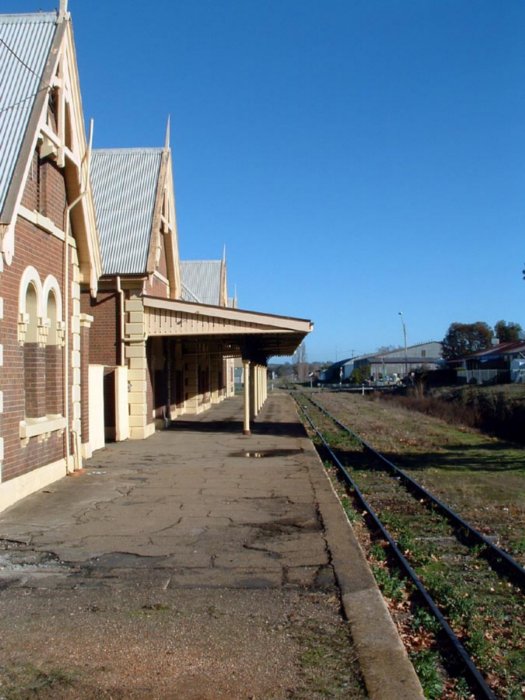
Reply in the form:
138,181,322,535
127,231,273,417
494,320,522,342
351,364,370,384
442,322,493,361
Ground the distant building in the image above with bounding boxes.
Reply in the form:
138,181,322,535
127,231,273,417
354,341,443,381
319,358,355,384
456,341,525,385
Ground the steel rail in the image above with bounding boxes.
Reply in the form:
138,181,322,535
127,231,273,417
307,393,525,591
295,398,496,700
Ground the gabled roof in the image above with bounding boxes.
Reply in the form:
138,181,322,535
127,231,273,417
180,260,223,305
91,148,163,275
363,341,442,361
0,12,58,217
466,341,525,360
0,9,102,287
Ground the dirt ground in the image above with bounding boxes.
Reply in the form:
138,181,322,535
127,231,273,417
0,395,368,699
0,566,365,699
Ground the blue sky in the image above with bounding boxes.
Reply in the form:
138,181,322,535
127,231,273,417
8,0,525,361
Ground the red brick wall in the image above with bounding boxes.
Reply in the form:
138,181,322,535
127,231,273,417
20,152,66,225
24,344,46,418
45,345,62,416
149,273,169,298
81,290,120,366
158,234,168,279
21,151,39,210
0,151,76,483
40,160,66,223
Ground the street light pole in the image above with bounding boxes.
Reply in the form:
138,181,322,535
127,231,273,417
398,312,408,376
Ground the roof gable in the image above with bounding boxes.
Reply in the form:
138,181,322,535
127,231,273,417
0,12,57,216
91,148,163,275
181,260,223,305
0,10,102,289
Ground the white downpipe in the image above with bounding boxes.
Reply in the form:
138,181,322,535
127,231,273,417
63,118,93,474
116,275,125,365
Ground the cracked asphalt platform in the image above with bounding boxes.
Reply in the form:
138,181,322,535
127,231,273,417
0,393,423,699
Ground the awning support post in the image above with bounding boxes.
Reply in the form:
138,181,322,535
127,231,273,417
243,358,251,435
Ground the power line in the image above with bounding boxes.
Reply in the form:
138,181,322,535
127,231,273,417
0,37,42,80
0,85,49,115
0,37,51,115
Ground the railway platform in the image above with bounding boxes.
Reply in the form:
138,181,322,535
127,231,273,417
0,392,423,699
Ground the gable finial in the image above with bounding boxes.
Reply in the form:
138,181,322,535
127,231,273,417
59,0,68,19
222,244,226,263
164,115,171,151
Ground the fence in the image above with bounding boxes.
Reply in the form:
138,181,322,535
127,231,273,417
457,368,510,385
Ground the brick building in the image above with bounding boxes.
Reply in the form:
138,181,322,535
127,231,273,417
0,8,102,511
86,135,311,445
0,4,312,510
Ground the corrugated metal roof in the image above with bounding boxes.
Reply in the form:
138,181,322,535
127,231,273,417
0,12,57,214
467,340,525,359
180,260,222,305
90,149,163,275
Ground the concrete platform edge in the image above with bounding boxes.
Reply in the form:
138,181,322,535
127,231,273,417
300,435,425,699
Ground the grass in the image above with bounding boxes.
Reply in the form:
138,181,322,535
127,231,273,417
409,650,444,700
291,619,366,699
0,663,77,698
340,495,359,523
371,563,406,602
381,383,525,444
310,390,525,561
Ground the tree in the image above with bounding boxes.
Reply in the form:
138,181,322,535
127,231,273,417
351,365,370,384
494,320,522,343
293,342,308,382
275,362,294,382
442,322,493,361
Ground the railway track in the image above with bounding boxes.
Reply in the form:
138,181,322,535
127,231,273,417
294,391,525,700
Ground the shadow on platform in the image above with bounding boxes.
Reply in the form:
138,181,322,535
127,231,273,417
168,419,307,439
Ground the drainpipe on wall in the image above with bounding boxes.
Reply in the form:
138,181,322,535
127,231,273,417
116,275,125,365
63,118,93,474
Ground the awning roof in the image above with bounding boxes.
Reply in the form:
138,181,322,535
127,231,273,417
143,295,312,359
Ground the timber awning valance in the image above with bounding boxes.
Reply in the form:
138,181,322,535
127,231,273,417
143,295,313,358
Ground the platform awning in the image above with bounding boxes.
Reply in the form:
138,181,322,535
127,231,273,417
143,295,312,359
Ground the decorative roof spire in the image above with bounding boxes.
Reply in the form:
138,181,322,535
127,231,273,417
164,115,171,151
58,0,69,20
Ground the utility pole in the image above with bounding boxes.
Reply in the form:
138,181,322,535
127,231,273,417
398,311,408,376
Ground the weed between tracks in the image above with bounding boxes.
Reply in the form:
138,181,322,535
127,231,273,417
298,394,525,699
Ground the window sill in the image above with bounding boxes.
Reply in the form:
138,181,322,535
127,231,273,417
19,415,66,440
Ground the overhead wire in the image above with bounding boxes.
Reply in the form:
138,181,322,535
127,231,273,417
0,37,42,79
0,36,50,115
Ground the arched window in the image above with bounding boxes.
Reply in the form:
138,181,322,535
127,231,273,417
18,269,67,442
43,276,64,417
23,281,42,418
45,289,62,415
18,269,66,424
